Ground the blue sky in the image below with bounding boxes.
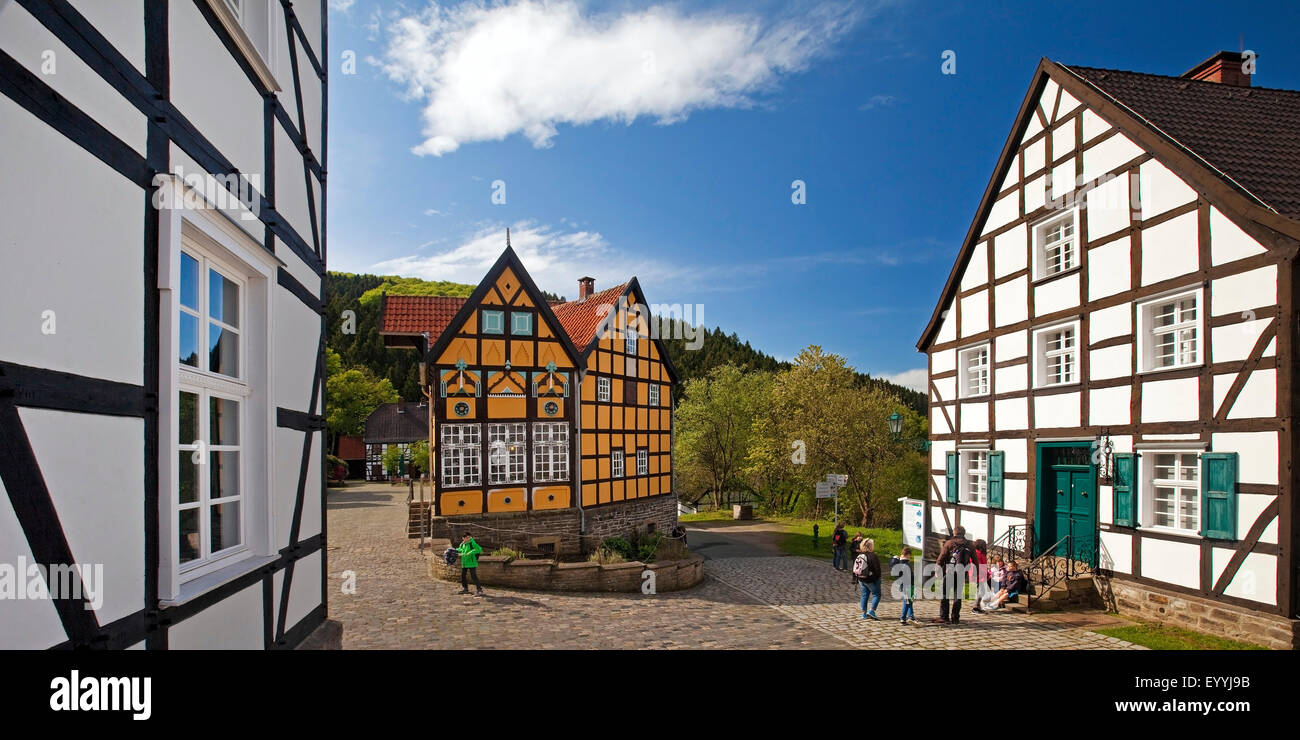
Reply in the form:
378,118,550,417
325,0,1300,390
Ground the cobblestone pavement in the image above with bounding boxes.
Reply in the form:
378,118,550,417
327,483,1141,649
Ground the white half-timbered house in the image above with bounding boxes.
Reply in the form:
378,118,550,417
0,0,334,649
919,52,1300,648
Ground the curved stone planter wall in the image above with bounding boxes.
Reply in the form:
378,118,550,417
429,546,705,593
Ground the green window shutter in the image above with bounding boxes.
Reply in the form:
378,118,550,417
1201,452,1238,540
945,452,959,503
1112,453,1136,527
987,452,1004,509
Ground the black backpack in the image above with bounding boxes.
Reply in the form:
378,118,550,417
442,547,458,566
946,538,973,568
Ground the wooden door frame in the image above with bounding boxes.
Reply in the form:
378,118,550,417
1033,440,1098,560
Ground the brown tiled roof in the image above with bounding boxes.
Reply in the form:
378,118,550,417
1066,65,1300,218
363,402,428,444
380,294,468,337
550,283,629,350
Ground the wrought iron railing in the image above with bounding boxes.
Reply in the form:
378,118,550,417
989,524,1031,565
1024,531,1098,609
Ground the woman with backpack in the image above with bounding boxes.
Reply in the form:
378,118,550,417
853,539,882,620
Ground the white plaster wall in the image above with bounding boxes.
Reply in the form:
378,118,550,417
994,276,1028,327
932,375,956,401
1088,236,1130,300
168,582,263,649
1002,480,1028,513
1211,431,1277,485
1099,530,1132,574
997,153,1020,194
995,330,1028,361
1140,211,1199,286
1089,386,1131,427
995,363,1028,394
962,515,989,544
1089,345,1131,380
275,123,319,286
1211,368,1275,420
1140,376,1198,423
1023,138,1046,176
931,406,952,436
1056,90,1081,119
961,242,989,291
1140,538,1200,589
1033,272,1080,316
993,224,1028,278
1085,174,1130,240
69,0,146,71
1051,122,1075,161
1034,391,1081,428
994,396,1027,430
0,479,72,648
20,408,144,627
960,291,989,336
1210,207,1268,266
994,513,1026,540
274,549,322,635
983,192,1019,236
1002,440,1028,475
0,97,144,385
932,347,956,374
1211,266,1276,316
1235,493,1277,544
959,401,988,434
1024,174,1046,213
1139,159,1196,220
1081,109,1111,143
0,3,147,154
1212,550,1276,605
1211,318,1273,364
1089,304,1131,343
936,301,957,344
1081,131,1143,183
1050,157,1076,201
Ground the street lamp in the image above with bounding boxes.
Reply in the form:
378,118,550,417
888,411,903,439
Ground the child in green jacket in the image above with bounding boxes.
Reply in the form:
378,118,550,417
457,533,484,596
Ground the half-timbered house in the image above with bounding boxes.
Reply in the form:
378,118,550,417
0,1,333,649
919,51,1300,648
380,244,679,555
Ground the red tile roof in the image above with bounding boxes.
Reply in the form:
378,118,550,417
380,295,469,337
550,283,629,350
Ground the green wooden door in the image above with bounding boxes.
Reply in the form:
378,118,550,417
1037,445,1098,566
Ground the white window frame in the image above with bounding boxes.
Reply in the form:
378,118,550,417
1032,319,1080,388
532,423,570,483
636,449,649,477
597,376,611,403
611,450,625,478
207,0,280,92
958,344,990,398
158,199,276,604
441,423,482,487
487,423,527,485
1031,209,1080,281
648,383,660,407
1142,450,1201,535
961,450,989,505
1137,287,1203,374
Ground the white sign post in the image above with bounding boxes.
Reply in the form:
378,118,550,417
899,497,926,552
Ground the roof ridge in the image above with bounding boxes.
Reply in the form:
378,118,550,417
1061,62,1300,96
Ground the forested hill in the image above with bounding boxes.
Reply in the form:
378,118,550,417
325,272,926,413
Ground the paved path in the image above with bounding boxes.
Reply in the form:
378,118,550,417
327,484,1140,650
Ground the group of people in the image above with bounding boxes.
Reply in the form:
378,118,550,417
832,523,1027,625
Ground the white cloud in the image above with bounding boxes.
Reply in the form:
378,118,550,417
378,0,865,156
329,0,356,12
858,93,897,110
876,368,927,393
423,208,444,216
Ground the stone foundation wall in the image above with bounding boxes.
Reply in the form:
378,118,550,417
422,494,680,557
429,542,705,593
1098,576,1298,650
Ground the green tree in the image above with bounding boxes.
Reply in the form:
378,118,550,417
382,439,430,478
326,366,399,452
673,364,769,508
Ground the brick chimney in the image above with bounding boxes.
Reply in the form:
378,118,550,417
1182,51,1251,87
578,276,595,302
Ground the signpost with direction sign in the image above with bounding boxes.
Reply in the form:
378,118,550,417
816,474,849,521
899,497,926,551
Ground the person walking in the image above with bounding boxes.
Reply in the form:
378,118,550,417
847,532,864,584
890,546,918,625
456,532,485,596
931,526,975,625
853,538,882,620
831,522,849,571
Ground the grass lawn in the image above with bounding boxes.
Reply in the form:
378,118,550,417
773,519,907,560
1093,619,1269,650
678,509,742,523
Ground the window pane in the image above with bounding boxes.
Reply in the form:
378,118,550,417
179,391,199,445
179,508,200,564
178,452,199,504
209,269,240,328
209,324,239,378
180,253,199,310
210,396,240,445
179,312,200,368
210,451,239,500
211,501,241,553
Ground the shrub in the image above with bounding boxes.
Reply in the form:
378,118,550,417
587,549,626,565
600,537,634,560
635,532,663,563
490,547,525,560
